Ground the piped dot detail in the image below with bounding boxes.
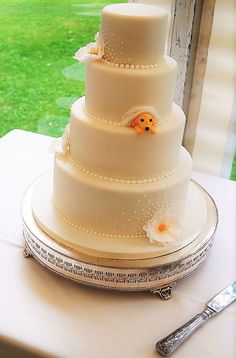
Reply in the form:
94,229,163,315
101,59,167,70
68,155,178,184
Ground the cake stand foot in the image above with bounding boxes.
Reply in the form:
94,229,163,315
151,284,175,300
23,245,32,258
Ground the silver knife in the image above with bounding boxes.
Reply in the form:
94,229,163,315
156,282,236,356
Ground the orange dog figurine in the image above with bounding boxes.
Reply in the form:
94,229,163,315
130,112,157,135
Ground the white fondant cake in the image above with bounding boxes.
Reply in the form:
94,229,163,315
32,3,203,253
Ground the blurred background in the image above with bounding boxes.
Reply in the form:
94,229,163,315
0,0,235,180
0,0,124,138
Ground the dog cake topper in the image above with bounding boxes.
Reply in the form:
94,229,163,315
121,107,159,135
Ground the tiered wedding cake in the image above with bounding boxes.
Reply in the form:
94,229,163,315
32,3,207,259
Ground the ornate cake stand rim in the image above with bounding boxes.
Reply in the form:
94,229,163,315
23,229,215,297
23,219,215,270
24,237,213,293
22,177,217,297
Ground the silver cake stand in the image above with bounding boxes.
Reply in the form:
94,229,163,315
22,179,218,300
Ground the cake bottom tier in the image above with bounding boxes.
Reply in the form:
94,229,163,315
31,176,208,260
49,147,192,239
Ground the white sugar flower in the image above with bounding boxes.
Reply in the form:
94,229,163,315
50,124,70,156
60,124,70,154
73,32,104,63
143,210,182,245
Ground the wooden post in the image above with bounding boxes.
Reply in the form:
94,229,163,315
183,0,216,153
170,0,203,114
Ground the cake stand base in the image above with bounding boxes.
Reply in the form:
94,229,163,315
22,179,218,300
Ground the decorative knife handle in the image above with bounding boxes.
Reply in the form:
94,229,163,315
156,307,215,356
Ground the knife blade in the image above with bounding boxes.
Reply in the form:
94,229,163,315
156,282,236,356
207,282,236,313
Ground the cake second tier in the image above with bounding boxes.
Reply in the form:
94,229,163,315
85,55,177,123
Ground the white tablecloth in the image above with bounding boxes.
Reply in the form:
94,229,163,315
0,129,235,358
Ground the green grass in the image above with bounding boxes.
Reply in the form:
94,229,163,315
230,153,236,180
0,0,124,137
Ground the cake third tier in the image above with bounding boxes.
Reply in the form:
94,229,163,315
69,97,185,180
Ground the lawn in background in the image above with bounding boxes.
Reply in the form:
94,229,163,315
0,0,124,137
230,155,236,180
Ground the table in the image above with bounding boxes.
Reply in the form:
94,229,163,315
0,129,235,358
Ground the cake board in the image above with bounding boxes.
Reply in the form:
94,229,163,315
22,174,218,300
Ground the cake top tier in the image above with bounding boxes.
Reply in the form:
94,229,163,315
101,3,167,67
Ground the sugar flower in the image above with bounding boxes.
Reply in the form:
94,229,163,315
50,124,70,156
73,32,104,63
143,210,182,245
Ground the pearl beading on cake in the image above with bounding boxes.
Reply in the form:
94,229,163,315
85,106,122,127
53,188,185,239
68,155,178,184
84,105,168,128
53,203,146,239
101,58,167,70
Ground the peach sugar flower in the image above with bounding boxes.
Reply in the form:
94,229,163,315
143,210,182,245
